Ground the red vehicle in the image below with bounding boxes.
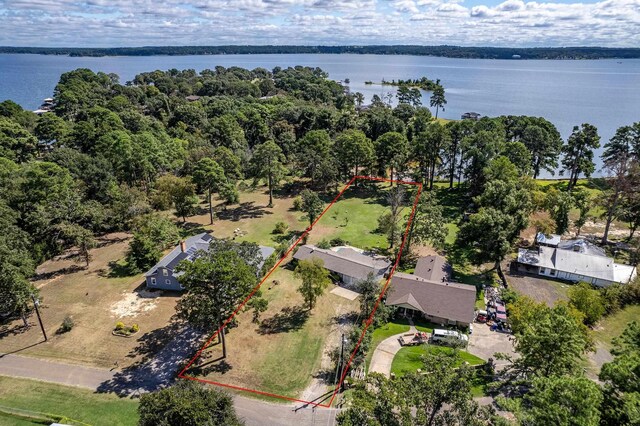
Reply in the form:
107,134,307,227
399,332,429,346
476,310,488,323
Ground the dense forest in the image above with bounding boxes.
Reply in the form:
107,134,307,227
1,64,640,425
1,64,639,322
2,45,640,59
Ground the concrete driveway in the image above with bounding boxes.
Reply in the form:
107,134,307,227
368,325,417,377
467,323,516,369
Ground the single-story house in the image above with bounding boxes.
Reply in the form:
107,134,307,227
516,241,637,286
145,233,275,291
385,255,476,327
292,244,391,288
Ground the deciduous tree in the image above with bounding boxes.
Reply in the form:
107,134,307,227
562,123,601,190
294,258,331,310
251,140,287,207
138,380,243,426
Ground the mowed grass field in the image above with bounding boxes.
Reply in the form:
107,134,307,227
0,376,138,426
187,266,359,400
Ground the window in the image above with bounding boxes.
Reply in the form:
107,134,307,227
162,269,168,276
165,279,171,285
150,277,156,286
550,269,557,276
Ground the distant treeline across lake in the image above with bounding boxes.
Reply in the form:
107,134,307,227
2,45,640,60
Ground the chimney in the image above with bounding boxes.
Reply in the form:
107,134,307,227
180,241,187,253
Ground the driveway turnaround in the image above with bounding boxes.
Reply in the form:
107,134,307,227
368,325,417,377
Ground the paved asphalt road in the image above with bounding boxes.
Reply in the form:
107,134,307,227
0,351,339,425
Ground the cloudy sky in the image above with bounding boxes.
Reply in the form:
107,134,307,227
0,0,638,47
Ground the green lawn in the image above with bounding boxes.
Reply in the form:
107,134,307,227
0,376,138,425
476,289,486,310
365,317,440,371
592,305,640,350
312,192,390,250
390,345,484,376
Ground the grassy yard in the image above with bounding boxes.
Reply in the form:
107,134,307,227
187,266,359,400
186,186,307,248
307,185,393,250
592,305,640,351
390,345,484,376
0,376,138,425
0,233,179,369
365,317,439,370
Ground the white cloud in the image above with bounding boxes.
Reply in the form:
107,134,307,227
0,0,638,46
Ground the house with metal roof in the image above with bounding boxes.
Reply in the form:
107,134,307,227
516,241,637,286
385,255,476,327
145,233,275,291
292,244,391,287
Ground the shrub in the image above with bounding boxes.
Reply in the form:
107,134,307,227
330,237,347,247
292,197,303,211
317,239,331,249
115,321,125,331
58,316,74,333
273,221,288,234
131,323,140,333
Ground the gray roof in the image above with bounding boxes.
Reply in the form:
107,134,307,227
145,233,274,277
293,245,391,281
517,245,636,284
414,255,451,282
536,232,561,247
386,271,476,324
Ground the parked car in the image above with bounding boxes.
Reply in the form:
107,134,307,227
431,329,469,347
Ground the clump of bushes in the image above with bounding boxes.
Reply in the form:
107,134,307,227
273,221,288,234
330,237,347,247
113,321,140,336
317,239,331,249
58,316,74,334
292,197,303,211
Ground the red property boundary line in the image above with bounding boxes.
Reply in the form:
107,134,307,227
178,175,423,408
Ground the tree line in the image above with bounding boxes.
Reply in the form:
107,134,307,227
2,45,640,59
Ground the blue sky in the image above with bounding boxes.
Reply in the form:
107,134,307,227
0,0,638,47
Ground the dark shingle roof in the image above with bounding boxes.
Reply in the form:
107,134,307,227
386,256,476,325
414,255,451,282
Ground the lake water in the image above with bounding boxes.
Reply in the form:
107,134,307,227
2,53,640,175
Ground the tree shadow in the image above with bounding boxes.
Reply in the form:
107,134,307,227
96,319,207,397
188,353,233,376
31,265,85,282
216,202,273,222
95,234,129,248
257,305,310,335
101,260,134,278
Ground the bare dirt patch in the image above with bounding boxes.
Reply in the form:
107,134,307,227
110,289,162,318
506,270,569,307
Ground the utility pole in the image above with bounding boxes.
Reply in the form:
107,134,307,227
334,332,345,387
31,294,47,342
339,333,347,391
